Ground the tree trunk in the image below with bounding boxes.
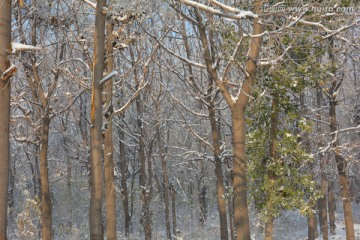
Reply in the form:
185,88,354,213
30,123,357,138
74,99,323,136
39,116,53,240
307,212,317,240
104,19,116,240
329,98,355,240
129,42,151,239
317,87,328,240
118,121,131,236
232,112,250,240
0,1,11,238
328,180,336,235
170,183,177,238
328,38,355,240
89,0,107,239
208,103,228,240
157,125,171,239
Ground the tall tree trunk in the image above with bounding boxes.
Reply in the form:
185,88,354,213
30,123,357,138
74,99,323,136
104,19,116,240
131,44,151,239
170,183,177,238
0,1,11,238
208,103,228,240
329,98,355,240
317,87,328,240
89,0,107,239
307,212,317,240
265,95,278,240
118,121,131,236
231,111,250,240
328,38,354,240
157,125,171,239
197,158,207,226
39,116,53,240
328,180,336,235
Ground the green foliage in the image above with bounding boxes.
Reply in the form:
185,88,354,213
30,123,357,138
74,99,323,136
247,44,322,220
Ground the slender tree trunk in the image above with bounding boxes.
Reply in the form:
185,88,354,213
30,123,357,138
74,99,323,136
104,19,116,240
307,212,317,240
328,180,336,235
170,183,177,238
0,1,11,238
328,38,354,240
157,125,171,239
129,42,151,239
226,165,235,240
39,116,53,240
329,98,355,240
89,0,107,239
317,87,329,240
197,158,207,226
118,121,131,236
208,103,228,240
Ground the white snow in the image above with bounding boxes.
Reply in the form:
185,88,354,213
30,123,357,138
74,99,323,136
99,71,118,85
11,42,42,53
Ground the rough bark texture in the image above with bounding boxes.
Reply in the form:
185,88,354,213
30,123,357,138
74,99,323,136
104,20,117,240
0,1,11,238
89,0,107,239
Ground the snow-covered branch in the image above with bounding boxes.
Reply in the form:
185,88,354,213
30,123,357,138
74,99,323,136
1,64,17,81
82,0,96,9
11,42,42,54
99,71,118,85
179,0,257,19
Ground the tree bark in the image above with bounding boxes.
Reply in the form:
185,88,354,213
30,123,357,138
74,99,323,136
307,212,317,240
231,3,262,238
39,116,53,240
328,180,336,235
316,87,328,240
0,1,11,238
170,183,177,238
156,125,171,239
208,103,228,240
104,19,116,240
89,0,107,239
118,121,131,236
329,97,355,240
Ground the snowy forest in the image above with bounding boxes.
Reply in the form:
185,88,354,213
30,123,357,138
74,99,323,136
0,0,360,239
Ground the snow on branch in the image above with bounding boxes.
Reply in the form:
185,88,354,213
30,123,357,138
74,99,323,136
209,0,258,18
11,42,42,54
82,0,96,9
1,64,17,81
179,0,258,19
99,71,118,85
